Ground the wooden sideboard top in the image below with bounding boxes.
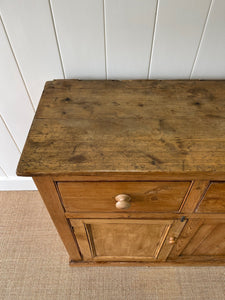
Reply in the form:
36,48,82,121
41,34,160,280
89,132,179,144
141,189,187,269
17,79,225,176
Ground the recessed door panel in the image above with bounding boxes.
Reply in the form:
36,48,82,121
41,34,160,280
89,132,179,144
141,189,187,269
70,219,186,262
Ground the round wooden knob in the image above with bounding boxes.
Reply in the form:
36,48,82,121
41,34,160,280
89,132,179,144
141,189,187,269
115,194,131,209
169,237,176,244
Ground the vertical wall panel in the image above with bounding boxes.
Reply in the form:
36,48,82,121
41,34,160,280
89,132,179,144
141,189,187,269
0,117,20,176
105,0,157,79
0,167,7,177
149,0,211,79
51,0,106,79
0,18,34,151
0,0,64,108
191,0,225,79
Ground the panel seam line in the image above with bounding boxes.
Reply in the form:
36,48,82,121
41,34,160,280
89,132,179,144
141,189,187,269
147,0,160,79
0,166,8,177
103,0,108,79
0,16,35,112
48,0,66,79
189,0,214,79
0,115,21,154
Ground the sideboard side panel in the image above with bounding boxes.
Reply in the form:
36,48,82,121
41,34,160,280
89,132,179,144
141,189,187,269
33,176,81,261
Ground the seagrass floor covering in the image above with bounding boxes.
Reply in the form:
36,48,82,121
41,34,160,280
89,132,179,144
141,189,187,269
0,191,224,300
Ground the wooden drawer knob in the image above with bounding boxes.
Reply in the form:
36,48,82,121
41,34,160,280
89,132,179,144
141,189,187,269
115,194,131,209
169,237,176,244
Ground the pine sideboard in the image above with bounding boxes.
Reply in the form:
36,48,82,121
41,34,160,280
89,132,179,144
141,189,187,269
17,80,225,266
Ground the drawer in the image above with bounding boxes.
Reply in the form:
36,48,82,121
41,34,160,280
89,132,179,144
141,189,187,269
57,181,191,213
196,182,225,213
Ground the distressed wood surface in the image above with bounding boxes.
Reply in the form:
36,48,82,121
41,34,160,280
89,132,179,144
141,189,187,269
70,218,176,261
169,218,203,259
196,182,225,213
181,180,209,213
33,176,81,261
57,181,190,213
17,79,225,176
173,218,225,258
69,259,225,266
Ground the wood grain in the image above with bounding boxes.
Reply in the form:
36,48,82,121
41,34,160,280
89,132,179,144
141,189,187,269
58,181,190,213
193,224,225,256
53,174,225,181
17,80,225,176
70,220,92,260
69,258,225,266
181,180,209,213
196,182,225,213
70,218,177,261
180,219,225,257
65,212,225,220
157,219,187,261
33,176,81,261
16,79,225,266
182,224,217,256
169,219,203,259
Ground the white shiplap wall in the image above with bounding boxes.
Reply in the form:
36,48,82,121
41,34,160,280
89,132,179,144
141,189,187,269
51,0,106,79
105,0,158,79
0,0,225,190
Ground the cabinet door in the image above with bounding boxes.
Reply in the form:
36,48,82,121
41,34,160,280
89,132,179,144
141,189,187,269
70,219,186,262
169,219,225,262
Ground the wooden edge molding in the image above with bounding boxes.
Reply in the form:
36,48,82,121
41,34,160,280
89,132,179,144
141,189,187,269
69,259,225,267
181,181,210,213
52,174,225,181
65,212,225,219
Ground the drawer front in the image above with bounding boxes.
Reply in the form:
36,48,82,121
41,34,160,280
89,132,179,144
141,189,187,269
196,182,225,213
57,181,191,213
